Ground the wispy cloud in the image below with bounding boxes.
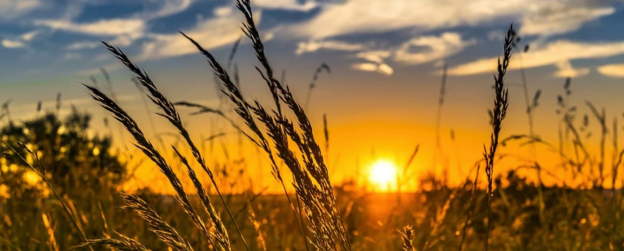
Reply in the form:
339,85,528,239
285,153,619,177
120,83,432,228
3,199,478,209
0,30,42,49
352,62,394,76
20,30,40,41
139,11,247,60
213,5,234,17
253,0,318,11
296,32,473,75
137,0,195,20
2,39,26,49
286,0,616,39
553,61,589,78
296,40,366,55
67,41,100,50
32,0,197,49
519,3,615,36
355,51,391,64
449,40,624,77
393,32,474,65
598,63,624,78
352,50,395,76
34,18,146,36
0,0,44,20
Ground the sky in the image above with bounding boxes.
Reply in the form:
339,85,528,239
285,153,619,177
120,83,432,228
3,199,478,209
3,0,624,192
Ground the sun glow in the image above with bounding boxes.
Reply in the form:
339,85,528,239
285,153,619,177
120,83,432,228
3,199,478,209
368,160,398,191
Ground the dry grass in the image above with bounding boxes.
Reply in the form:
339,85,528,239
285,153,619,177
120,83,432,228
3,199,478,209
482,23,512,251
3,2,624,251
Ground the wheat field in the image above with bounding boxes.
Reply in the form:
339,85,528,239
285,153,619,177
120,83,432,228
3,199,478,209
1,0,624,250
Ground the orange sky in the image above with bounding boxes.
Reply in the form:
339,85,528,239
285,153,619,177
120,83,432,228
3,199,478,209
4,0,624,193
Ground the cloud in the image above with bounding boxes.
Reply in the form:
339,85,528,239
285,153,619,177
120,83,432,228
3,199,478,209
253,0,318,11
296,40,366,54
448,40,624,76
352,50,395,76
138,12,247,60
31,0,197,49
553,61,589,77
2,39,25,49
393,32,475,65
295,33,472,76
109,33,143,47
67,41,99,50
286,0,617,39
20,30,40,41
520,5,614,36
34,18,146,36
355,50,391,64
351,62,394,76
34,18,146,47
138,0,195,20
378,63,394,75
0,30,42,49
214,5,234,17
0,0,44,20
598,63,624,78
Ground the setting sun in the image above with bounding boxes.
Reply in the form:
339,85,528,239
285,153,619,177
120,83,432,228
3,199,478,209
368,160,398,191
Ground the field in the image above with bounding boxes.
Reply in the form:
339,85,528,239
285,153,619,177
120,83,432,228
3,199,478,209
1,0,624,250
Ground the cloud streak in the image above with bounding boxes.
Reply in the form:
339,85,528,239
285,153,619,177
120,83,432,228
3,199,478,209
253,0,318,11
352,62,394,76
393,32,474,65
138,12,246,60
0,0,44,20
2,39,26,49
286,0,617,39
296,40,366,55
34,18,146,36
449,40,624,76
598,63,624,78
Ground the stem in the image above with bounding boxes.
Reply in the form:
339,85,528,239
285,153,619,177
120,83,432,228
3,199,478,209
518,54,544,224
292,182,312,251
2,142,93,251
303,88,313,111
212,182,250,251
434,64,448,172
458,165,480,251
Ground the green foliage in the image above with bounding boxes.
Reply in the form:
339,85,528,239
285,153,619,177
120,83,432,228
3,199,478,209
0,108,126,197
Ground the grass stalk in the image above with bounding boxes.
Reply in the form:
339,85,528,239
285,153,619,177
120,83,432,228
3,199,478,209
0,141,94,251
483,24,513,251
98,43,248,250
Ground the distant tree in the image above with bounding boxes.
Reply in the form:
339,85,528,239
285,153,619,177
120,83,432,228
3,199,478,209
0,106,126,197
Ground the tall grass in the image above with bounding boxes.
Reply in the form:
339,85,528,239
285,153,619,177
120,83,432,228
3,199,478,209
483,24,513,251
1,141,95,251
304,63,331,110
78,0,351,250
180,0,352,248
3,2,624,251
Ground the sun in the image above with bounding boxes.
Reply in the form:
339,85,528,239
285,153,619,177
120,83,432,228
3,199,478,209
368,160,398,191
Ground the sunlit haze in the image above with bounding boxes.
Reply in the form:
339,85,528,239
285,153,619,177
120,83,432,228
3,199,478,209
2,0,624,193
3,0,624,250
368,159,398,191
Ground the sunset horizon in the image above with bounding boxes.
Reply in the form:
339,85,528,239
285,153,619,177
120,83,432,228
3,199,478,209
2,0,624,250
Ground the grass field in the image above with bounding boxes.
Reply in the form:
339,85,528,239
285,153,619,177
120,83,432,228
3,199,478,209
1,0,624,250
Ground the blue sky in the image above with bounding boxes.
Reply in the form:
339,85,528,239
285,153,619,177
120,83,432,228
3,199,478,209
3,0,624,186
3,0,624,82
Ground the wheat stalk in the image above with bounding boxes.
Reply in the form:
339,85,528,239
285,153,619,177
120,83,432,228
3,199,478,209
80,231,151,251
399,225,415,251
483,23,513,251
99,42,248,250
